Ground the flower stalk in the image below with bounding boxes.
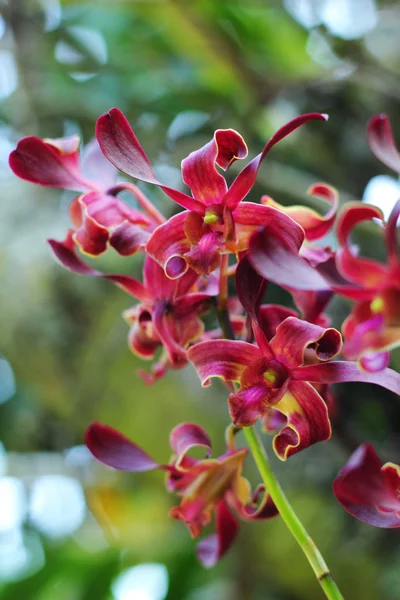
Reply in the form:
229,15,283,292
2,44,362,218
243,425,344,600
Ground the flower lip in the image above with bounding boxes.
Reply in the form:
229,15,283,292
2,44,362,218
262,359,288,389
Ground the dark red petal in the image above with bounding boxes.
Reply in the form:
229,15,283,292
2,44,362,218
291,361,400,396
231,484,278,521
386,198,400,264
96,108,205,213
273,381,331,460
196,498,239,568
228,383,272,426
109,222,150,256
224,113,327,210
146,212,190,280
185,232,223,276
85,422,159,471
333,443,400,527
182,129,247,205
9,135,90,191
169,423,212,465
270,316,342,368
235,254,267,323
48,232,150,301
367,114,400,173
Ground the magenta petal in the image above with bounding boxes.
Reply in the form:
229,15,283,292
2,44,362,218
181,129,247,205
169,423,212,464
9,135,89,191
228,383,271,426
235,255,266,323
96,108,205,213
359,351,390,373
48,232,150,301
146,212,190,280
81,138,117,190
196,498,239,568
333,443,400,527
224,113,327,210
188,340,262,386
109,222,150,256
143,256,197,302
386,198,400,264
291,361,400,396
270,316,342,368
85,422,159,471
367,114,400,173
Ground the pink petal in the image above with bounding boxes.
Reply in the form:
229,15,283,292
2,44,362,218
223,113,328,210
228,382,272,427
270,316,342,368
146,212,190,280
185,231,223,276
385,198,400,265
96,108,205,213
182,129,247,205
81,137,117,190
9,135,90,191
188,340,262,386
235,254,266,323
291,361,400,396
273,381,331,460
109,221,150,256
231,484,278,521
169,423,212,466
85,422,159,471
196,498,240,568
367,114,400,173
336,203,387,288
333,443,400,527
48,231,150,301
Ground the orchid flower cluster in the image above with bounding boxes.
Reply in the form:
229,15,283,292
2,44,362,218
9,110,400,577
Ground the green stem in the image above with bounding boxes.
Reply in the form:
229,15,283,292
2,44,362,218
243,426,344,600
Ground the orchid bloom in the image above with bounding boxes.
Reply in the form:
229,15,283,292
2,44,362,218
85,422,277,567
95,108,328,278
9,134,163,257
48,232,212,381
336,200,400,372
188,306,400,459
333,443,400,528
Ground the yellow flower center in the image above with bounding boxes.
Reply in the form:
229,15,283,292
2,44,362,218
264,368,278,384
204,211,219,225
370,296,384,314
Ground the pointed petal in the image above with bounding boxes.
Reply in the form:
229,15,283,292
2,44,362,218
146,211,190,280
188,340,262,386
9,135,90,191
196,498,240,567
170,423,212,467
235,254,267,323
336,203,387,288
224,113,328,210
333,443,400,527
85,422,159,471
182,129,247,205
96,108,205,212
291,361,400,396
48,232,150,301
272,382,331,460
270,316,342,368
262,183,338,241
367,114,400,173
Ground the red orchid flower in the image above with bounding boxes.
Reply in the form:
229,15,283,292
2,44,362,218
188,312,400,459
9,134,163,257
336,200,400,372
85,422,277,567
95,107,327,278
48,232,211,379
333,443,400,528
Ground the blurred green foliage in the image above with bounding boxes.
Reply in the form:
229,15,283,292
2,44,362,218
1,0,400,598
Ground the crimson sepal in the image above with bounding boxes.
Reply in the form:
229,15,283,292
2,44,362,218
196,498,240,568
367,114,400,173
9,135,91,191
333,443,400,527
85,422,159,471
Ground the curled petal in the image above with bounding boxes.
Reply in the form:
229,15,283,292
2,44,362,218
188,340,262,386
258,305,299,341
9,135,90,191
270,316,342,368
109,221,150,256
333,443,400,527
181,129,247,205
291,361,400,397
196,498,240,567
273,381,331,460
170,423,212,467
96,108,205,213
230,484,278,521
336,203,387,288
146,212,190,280
367,114,400,173
143,256,198,302
262,183,338,241
223,113,328,210
48,232,150,301
85,422,159,471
